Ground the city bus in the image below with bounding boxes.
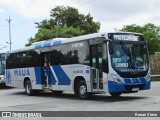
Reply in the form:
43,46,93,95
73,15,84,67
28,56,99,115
0,53,5,85
5,32,151,99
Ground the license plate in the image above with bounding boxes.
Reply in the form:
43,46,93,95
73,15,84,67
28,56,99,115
132,87,139,91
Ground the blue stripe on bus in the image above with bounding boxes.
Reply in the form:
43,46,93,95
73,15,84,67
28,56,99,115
35,44,42,49
124,78,146,84
108,80,150,93
131,78,140,83
35,67,57,85
123,78,132,84
47,67,56,85
108,81,126,93
139,77,146,82
43,42,51,47
50,72,57,85
53,40,61,45
52,66,70,85
34,67,43,84
34,41,61,49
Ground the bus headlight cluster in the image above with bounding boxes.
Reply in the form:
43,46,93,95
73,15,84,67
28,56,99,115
0,77,4,80
145,73,151,81
111,73,122,83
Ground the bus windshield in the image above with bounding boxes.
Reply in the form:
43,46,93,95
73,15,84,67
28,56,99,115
0,58,5,75
109,41,149,74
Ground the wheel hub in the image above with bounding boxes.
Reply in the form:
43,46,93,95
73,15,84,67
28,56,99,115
79,85,86,95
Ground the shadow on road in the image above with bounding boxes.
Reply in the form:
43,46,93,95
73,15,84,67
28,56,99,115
0,85,14,90
11,91,149,102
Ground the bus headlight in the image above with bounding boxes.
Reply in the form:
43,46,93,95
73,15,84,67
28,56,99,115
111,73,122,83
145,73,151,81
0,76,5,80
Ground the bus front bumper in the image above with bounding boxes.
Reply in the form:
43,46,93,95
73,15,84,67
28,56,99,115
0,80,5,84
108,81,151,93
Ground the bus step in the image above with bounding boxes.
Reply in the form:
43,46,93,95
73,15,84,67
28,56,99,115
44,88,51,92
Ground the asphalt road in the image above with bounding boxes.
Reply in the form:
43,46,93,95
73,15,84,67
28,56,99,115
0,81,160,119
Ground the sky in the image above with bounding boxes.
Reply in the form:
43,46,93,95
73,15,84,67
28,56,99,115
1,0,160,52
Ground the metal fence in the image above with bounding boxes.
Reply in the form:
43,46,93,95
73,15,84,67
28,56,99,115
148,52,160,81
149,52,160,75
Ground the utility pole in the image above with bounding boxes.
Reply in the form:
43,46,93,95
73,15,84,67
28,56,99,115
6,16,12,50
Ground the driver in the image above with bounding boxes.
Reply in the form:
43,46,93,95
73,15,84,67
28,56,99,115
113,50,129,63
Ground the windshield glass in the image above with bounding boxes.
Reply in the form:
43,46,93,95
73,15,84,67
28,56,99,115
110,41,149,73
0,58,5,75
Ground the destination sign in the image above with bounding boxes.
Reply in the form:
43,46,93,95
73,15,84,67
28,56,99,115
113,35,139,41
108,33,145,41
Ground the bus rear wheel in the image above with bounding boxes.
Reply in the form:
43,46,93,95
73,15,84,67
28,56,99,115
110,92,121,97
25,80,35,96
78,80,91,99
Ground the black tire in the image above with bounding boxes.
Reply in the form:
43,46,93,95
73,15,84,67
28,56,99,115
52,91,63,95
110,92,122,97
78,80,91,99
25,80,35,96
0,83,5,87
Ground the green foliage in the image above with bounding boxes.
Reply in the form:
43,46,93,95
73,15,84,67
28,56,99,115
121,23,160,54
26,6,100,46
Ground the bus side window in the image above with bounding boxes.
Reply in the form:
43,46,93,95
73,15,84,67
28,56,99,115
25,50,40,67
68,41,89,65
51,45,68,65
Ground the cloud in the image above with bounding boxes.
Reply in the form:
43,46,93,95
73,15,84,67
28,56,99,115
0,0,160,31
77,0,160,31
0,0,51,18
83,0,157,22
0,0,73,18
0,8,5,14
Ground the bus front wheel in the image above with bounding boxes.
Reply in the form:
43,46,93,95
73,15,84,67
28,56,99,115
78,80,91,99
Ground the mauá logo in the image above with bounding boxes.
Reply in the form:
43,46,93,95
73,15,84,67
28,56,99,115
14,69,30,76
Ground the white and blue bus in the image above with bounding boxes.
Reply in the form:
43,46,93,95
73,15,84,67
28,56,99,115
5,32,151,99
0,53,5,85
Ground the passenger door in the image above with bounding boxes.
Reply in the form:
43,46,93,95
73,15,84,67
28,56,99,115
41,52,52,88
90,43,104,91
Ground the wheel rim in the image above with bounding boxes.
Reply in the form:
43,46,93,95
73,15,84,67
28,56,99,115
79,85,86,95
26,83,31,94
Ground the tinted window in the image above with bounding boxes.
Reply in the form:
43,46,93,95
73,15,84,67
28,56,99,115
26,50,40,67
67,41,89,64
16,52,27,68
6,53,17,68
51,45,68,65
0,57,5,75
6,50,40,69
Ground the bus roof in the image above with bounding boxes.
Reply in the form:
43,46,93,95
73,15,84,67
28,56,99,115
6,32,143,54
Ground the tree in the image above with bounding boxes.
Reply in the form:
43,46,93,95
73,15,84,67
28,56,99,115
26,6,100,46
121,23,160,54
49,6,100,33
